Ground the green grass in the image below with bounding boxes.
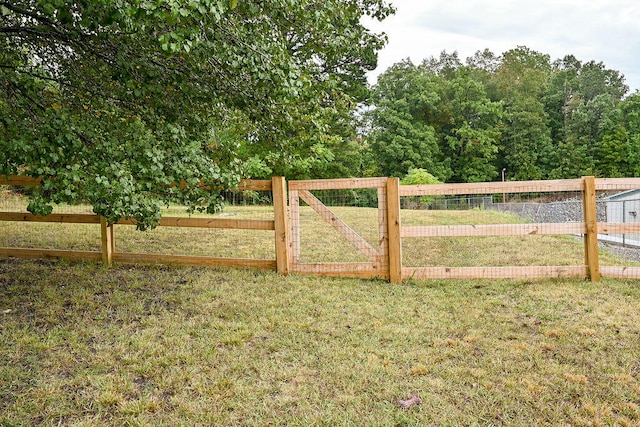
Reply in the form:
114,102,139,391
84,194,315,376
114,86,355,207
400,209,589,267
1,259,640,426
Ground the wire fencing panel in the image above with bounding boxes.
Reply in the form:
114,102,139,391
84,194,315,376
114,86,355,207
400,178,640,280
0,180,277,267
5,176,640,280
400,180,590,279
401,194,585,268
113,204,275,259
594,183,640,278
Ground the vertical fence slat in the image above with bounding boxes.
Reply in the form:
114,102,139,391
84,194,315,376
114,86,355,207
100,217,115,266
386,177,402,284
272,176,290,275
582,176,600,282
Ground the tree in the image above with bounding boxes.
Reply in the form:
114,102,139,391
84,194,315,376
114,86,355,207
0,0,393,228
620,94,640,176
544,55,582,146
400,168,441,185
366,55,503,183
436,67,503,182
493,47,554,180
466,48,500,98
545,57,630,178
579,60,628,102
595,93,640,177
421,50,462,80
400,167,441,205
367,46,639,183
366,61,448,179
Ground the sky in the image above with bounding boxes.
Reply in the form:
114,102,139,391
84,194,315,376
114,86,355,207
364,0,640,94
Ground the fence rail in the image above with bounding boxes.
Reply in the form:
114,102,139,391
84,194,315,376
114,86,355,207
2,175,640,282
401,223,586,237
399,179,585,196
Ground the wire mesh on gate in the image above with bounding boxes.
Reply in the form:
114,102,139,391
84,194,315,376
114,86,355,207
295,189,381,263
288,178,389,278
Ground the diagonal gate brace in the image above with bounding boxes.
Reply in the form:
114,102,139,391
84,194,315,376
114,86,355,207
298,190,381,262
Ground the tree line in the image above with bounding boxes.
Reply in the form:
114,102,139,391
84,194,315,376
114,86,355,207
363,47,640,183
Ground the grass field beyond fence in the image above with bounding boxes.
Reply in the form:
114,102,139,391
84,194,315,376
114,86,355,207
2,259,640,425
2,204,632,271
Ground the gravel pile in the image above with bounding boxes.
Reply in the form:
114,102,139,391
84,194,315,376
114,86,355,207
488,198,608,223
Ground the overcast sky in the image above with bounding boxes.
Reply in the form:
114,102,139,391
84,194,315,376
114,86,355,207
364,0,640,94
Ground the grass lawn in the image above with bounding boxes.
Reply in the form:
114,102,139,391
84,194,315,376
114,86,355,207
2,198,640,425
2,259,640,426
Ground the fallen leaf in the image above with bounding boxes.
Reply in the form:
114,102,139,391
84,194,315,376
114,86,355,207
398,395,422,409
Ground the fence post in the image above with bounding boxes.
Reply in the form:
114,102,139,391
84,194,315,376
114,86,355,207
386,177,402,283
272,176,290,275
582,176,600,281
100,216,115,266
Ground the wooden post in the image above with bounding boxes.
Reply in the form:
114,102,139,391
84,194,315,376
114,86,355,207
272,176,290,275
386,177,402,283
582,176,600,281
100,216,115,266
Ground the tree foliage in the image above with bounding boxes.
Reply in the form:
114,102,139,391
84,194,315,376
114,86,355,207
365,61,445,179
400,167,441,205
366,56,502,182
0,0,393,228
365,46,639,183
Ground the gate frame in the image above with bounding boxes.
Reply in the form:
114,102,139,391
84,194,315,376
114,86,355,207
288,177,400,280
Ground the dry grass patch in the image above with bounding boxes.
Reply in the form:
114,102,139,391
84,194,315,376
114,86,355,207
2,259,640,425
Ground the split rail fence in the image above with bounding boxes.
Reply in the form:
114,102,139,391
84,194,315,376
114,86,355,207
2,175,640,282
0,176,290,275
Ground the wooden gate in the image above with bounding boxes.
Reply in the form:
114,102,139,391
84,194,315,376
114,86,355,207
288,178,392,279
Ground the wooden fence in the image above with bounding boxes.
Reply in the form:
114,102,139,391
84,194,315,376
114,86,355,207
0,176,290,274
2,175,640,282
397,176,607,282
288,177,391,279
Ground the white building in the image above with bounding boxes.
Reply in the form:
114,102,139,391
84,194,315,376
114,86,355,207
603,190,640,247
